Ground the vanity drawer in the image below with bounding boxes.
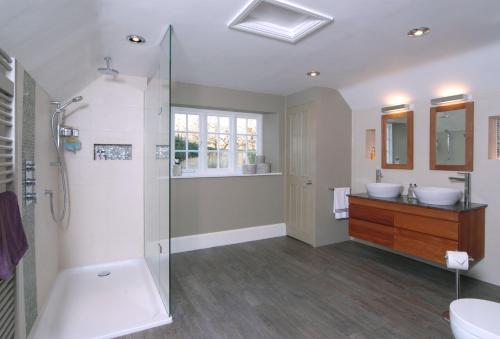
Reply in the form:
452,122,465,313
350,204,394,226
349,218,394,248
394,228,458,264
394,213,458,240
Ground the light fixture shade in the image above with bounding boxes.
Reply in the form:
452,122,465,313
431,94,470,106
381,104,410,114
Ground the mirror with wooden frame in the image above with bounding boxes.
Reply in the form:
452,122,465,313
430,102,474,171
381,111,414,169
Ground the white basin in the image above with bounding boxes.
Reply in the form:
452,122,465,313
414,186,462,205
365,183,403,198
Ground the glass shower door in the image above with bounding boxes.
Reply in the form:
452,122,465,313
144,26,171,315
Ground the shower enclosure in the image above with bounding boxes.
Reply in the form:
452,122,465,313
144,26,172,314
29,26,173,339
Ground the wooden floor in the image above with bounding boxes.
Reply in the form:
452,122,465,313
121,237,500,339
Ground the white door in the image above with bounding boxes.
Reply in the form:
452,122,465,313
286,104,315,245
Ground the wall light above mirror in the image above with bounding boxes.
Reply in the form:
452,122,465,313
381,104,411,114
431,93,470,106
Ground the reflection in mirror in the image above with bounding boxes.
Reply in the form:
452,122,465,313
430,102,474,171
435,109,466,165
386,116,407,164
382,111,413,169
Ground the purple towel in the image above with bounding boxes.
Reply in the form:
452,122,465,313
0,191,28,280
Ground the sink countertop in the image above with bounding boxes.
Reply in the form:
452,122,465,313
349,193,488,212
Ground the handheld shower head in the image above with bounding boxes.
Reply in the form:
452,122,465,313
98,57,119,76
53,96,84,111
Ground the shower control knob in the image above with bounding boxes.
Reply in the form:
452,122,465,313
24,161,35,170
23,178,36,185
24,192,37,203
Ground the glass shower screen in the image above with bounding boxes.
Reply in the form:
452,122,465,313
144,26,172,315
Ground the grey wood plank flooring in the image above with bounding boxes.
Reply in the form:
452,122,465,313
120,237,500,339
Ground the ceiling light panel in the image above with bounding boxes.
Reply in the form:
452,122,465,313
228,0,333,44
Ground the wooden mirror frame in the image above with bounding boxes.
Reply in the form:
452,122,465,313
430,102,474,171
381,111,414,169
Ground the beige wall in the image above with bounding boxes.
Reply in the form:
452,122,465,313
171,82,285,237
60,75,146,268
286,87,352,247
343,41,500,286
172,175,283,237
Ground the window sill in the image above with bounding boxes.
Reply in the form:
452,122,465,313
171,172,283,179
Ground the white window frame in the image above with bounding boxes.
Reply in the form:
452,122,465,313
172,106,263,176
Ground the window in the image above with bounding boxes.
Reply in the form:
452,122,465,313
174,113,200,172
207,115,231,169
173,107,262,176
236,117,258,166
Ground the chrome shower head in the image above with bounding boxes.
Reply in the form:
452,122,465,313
97,57,119,76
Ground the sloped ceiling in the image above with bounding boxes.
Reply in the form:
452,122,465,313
1,0,500,99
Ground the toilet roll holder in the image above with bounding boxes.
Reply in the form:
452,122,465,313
441,255,474,322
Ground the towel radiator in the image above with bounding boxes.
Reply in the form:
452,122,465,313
0,46,16,339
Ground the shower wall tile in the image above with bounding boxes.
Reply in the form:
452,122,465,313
59,75,146,269
21,71,37,334
33,84,60,314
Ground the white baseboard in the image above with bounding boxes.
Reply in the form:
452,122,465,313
172,223,286,254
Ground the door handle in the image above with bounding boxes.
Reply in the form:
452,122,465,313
305,180,312,185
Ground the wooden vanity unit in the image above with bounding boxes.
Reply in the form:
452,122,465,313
348,194,487,265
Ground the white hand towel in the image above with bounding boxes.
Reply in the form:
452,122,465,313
333,187,350,220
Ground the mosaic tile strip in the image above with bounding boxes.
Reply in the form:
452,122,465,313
22,71,37,334
94,144,132,160
156,145,169,160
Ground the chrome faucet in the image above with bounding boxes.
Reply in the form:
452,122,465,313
376,169,383,183
449,172,471,207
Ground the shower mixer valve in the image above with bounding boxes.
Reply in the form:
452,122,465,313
59,126,79,137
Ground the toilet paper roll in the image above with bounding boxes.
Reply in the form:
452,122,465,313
446,251,469,270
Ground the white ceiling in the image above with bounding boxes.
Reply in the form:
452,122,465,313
1,0,500,99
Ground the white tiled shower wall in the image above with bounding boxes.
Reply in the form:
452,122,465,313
60,75,146,269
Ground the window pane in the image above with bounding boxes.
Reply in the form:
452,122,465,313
187,115,199,132
236,151,246,167
207,133,217,150
218,134,230,150
219,117,230,133
175,152,186,169
219,151,229,168
207,152,217,168
247,151,256,165
207,116,217,133
188,133,199,150
187,152,199,169
237,118,246,134
247,119,257,134
248,135,256,151
236,135,246,151
175,133,187,150
175,114,186,131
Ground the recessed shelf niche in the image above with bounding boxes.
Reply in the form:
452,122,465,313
365,129,376,160
488,115,500,160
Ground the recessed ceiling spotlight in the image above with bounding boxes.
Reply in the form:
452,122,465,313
307,71,320,77
407,27,430,37
127,34,146,44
